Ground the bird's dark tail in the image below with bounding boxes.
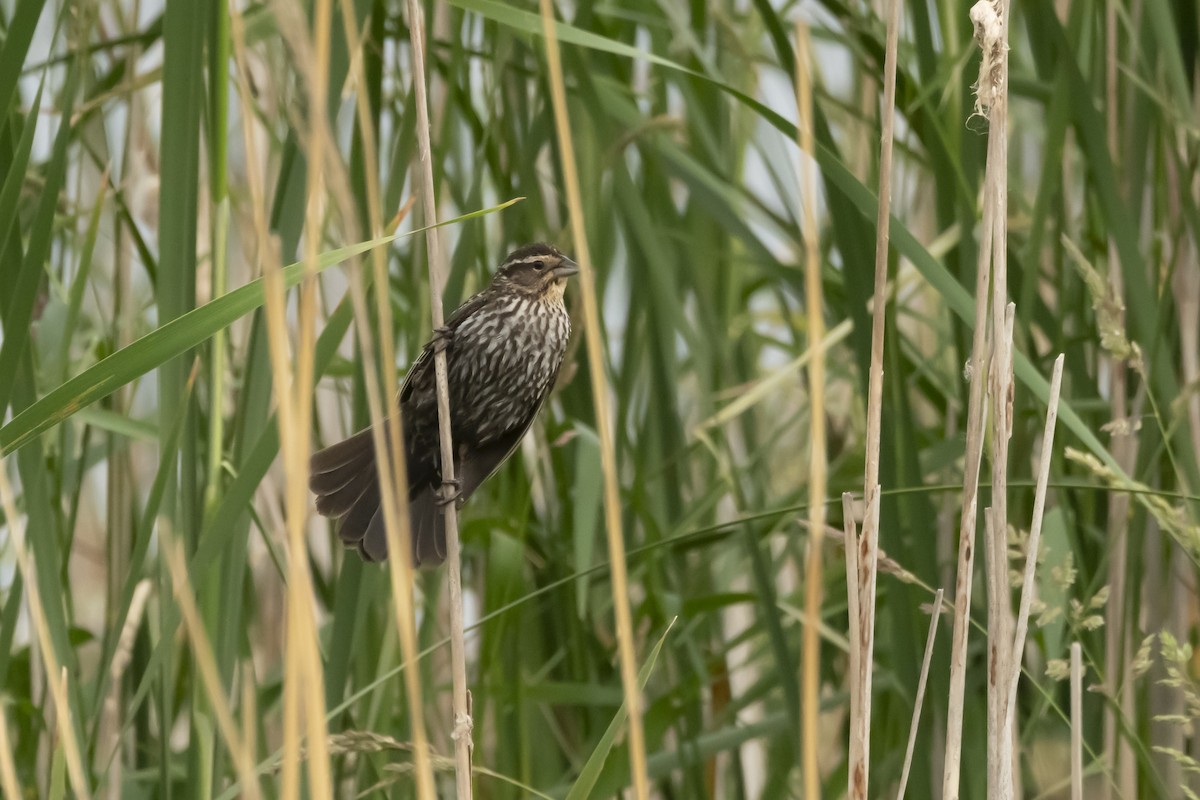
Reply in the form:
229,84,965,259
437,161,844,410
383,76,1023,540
309,429,446,566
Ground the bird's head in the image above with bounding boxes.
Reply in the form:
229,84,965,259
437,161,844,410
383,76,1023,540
491,243,579,300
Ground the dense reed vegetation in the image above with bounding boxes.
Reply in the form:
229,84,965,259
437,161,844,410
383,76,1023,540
0,0,1196,797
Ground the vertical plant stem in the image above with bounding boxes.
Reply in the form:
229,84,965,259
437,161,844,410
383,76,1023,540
205,0,230,514
1102,3,1136,789
340,2,439,798
943,2,1009,794
847,487,881,800
0,467,90,799
0,702,20,798
897,588,945,800
978,2,1014,794
850,0,902,794
795,20,825,800
539,3,649,797
1071,642,1083,800
404,1,474,796
160,531,262,800
862,0,901,495
253,0,336,796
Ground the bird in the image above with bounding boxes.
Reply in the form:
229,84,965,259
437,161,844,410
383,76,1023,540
309,243,578,566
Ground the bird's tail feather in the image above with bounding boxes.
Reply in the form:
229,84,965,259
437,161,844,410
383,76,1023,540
311,428,447,566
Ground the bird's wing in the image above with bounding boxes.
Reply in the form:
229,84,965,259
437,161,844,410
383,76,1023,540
398,289,492,404
457,368,562,504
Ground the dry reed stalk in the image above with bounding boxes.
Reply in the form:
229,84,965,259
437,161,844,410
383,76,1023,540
941,2,1009,795
251,1,338,795
0,465,90,799
896,587,945,800
862,0,901,494
794,21,825,798
0,701,20,798
848,0,902,793
1071,642,1084,800
242,676,258,789
99,579,152,775
403,1,474,796
236,9,478,795
261,232,333,800
842,492,862,770
939,252,992,798
538,2,649,796
160,531,263,800
1004,355,1064,726
339,2,440,797
987,304,1015,800
846,487,881,800
973,1,1015,795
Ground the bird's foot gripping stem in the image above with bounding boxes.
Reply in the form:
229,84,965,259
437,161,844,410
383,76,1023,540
436,478,463,508
431,326,454,354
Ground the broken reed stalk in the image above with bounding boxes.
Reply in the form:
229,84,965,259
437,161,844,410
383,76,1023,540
0,465,90,799
538,2,649,797
897,587,945,800
849,0,902,794
794,21,825,799
1004,355,1064,724
404,0,474,796
339,1,438,796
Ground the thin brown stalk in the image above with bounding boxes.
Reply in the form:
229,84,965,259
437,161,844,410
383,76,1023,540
850,0,902,792
0,466,90,799
1005,355,1064,721
795,21,825,799
1071,642,1084,800
341,2,439,798
897,588,945,800
404,1,474,796
539,3,648,797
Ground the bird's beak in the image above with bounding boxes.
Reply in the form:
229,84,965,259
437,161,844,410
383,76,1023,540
552,257,580,278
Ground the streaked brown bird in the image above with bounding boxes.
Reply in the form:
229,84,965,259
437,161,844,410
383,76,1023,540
309,243,577,565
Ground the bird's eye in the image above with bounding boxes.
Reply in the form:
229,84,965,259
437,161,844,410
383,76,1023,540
532,261,546,271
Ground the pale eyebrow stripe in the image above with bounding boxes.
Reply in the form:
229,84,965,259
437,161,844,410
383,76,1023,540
507,254,555,266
